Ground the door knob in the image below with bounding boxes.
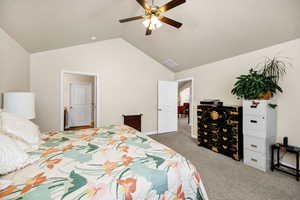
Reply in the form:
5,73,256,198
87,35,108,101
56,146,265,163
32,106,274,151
158,108,162,111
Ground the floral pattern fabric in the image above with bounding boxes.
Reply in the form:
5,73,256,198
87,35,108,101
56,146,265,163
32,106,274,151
0,125,208,200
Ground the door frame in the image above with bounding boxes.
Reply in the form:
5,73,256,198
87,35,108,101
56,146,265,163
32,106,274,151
60,70,102,131
176,77,195,138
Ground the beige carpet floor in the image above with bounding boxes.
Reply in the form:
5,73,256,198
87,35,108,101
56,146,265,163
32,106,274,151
150,118,300,200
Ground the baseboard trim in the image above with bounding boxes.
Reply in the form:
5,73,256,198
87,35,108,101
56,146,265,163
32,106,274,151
143,131,157,135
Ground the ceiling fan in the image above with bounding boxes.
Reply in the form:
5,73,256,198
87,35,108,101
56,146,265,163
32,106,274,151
119,0,186,35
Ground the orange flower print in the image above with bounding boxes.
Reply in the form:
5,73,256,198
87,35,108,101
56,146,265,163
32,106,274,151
117,126,131,132
174,184,185,200
99,148,108,152
45,159,62,169
119,136,128,141
48,131,60,136
122,155,133,166
119,146,129,153
21,173,47,194
86,182,107,200
127,130,137,135
91,131,98,136
164,148,176,156
84,137,92,142
42,137,50,142
107,139,117,145
94,128,100,131
62,144,73,152
103,161,118,175
194,170,201,183
117,178,137,200
80,133,89,138
42,147,58,158
0,185,17,198
168,161,178,168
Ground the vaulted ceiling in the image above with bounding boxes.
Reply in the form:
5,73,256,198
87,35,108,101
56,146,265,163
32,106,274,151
1,0,300,71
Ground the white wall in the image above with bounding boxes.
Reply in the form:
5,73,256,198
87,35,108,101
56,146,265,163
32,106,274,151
176,38,300,146
30,38,174,132
0,27,30,106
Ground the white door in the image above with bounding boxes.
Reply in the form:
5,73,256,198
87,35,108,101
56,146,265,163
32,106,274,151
69,83,92,127
158,81,178,134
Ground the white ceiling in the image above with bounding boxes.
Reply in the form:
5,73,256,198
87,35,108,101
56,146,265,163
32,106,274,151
1,0,300,72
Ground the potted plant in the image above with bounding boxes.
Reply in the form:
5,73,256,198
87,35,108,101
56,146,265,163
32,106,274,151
258,57,289,84
231,69,282,100
231,56,289,101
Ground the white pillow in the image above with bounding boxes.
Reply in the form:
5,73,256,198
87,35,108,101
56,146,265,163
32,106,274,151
0,112,40,151
0,134,29,175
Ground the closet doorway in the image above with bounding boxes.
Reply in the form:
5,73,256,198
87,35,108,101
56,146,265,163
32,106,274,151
60,71,101,131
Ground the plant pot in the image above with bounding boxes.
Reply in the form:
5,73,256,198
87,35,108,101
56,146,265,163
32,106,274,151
258,91,273,100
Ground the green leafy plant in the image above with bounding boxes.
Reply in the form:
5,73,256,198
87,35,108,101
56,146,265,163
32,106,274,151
231,69,283,100
268,103,278,109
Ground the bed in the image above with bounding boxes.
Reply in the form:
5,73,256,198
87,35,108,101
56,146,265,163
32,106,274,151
0,125,208,200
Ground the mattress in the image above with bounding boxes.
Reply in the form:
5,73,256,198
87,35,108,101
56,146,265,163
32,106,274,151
0,125,208,200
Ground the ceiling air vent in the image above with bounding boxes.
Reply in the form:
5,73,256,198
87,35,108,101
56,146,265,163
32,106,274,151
163,59,178,68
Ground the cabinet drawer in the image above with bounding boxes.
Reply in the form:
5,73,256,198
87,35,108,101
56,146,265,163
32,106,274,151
244,135,266,153
244,130,268,138
243,100,268,116
244,150,267,171
243,115,266,132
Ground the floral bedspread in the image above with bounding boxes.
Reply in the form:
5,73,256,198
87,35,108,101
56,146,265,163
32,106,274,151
0,125,208,200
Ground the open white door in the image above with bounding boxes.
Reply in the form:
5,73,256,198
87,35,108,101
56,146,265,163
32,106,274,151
69,83,92,127
158,81,178,134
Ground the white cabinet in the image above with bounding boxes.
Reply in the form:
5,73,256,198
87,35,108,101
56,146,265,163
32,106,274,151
243,100,277,171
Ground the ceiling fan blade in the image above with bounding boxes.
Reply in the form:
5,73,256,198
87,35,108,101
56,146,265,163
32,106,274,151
159,16,182,28
119,16,144,23
159,0,186,13
146,23,152,36
136,0,151,10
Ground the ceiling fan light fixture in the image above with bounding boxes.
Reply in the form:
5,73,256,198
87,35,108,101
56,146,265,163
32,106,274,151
119,0,185,35
143,16,162,30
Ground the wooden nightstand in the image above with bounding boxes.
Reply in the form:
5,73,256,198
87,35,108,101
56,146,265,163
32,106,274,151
123,114,143,131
